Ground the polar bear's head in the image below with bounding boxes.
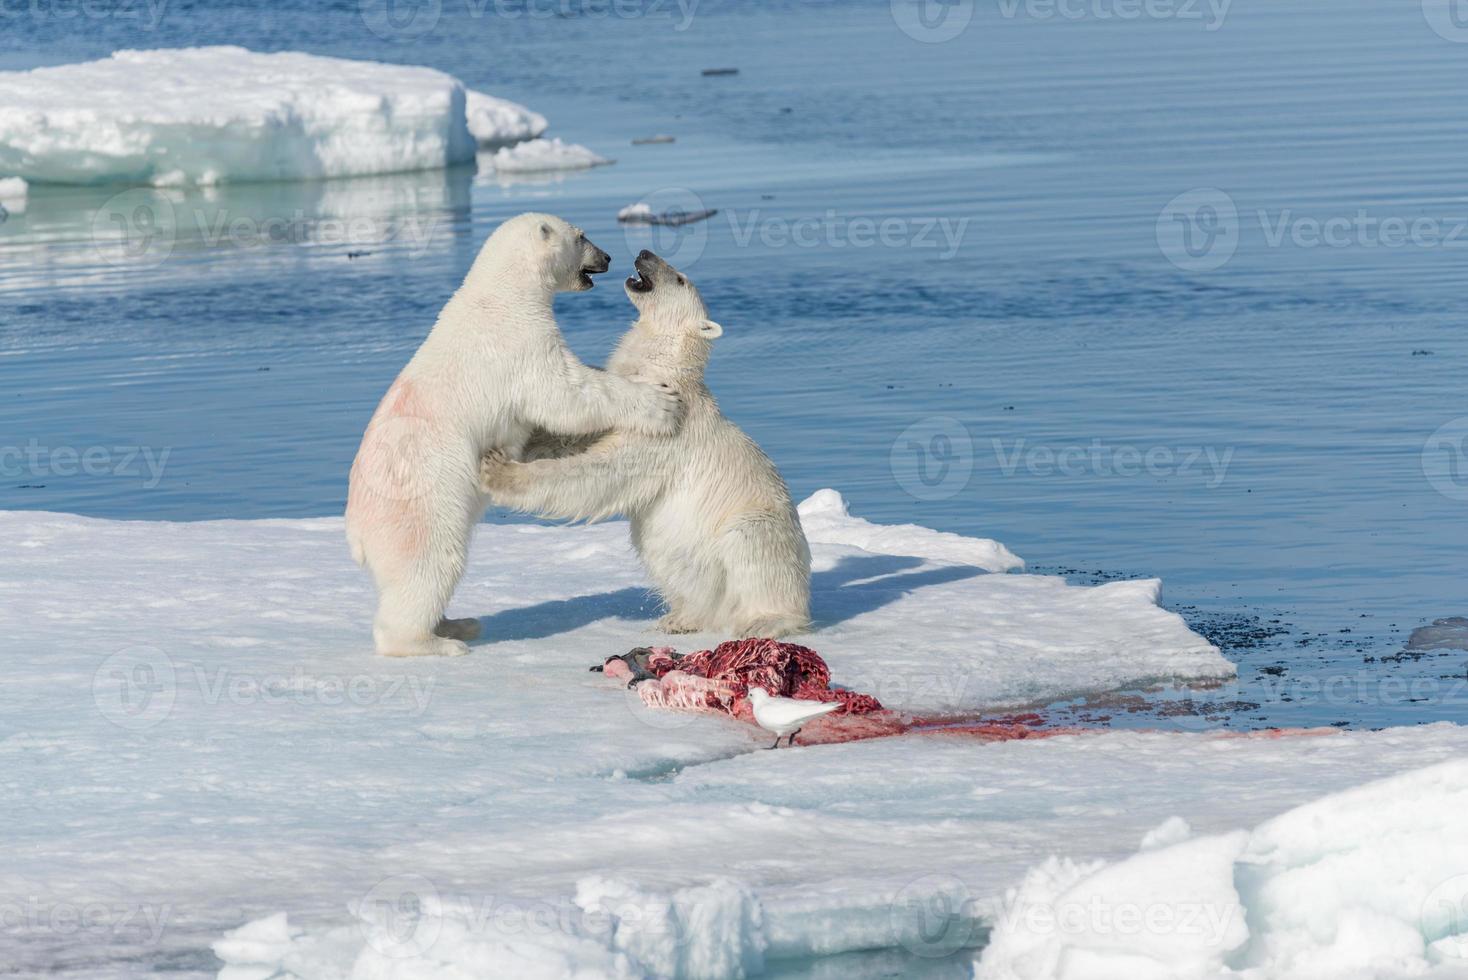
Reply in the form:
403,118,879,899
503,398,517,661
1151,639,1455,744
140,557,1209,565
472,212,612,294
624,250,723,343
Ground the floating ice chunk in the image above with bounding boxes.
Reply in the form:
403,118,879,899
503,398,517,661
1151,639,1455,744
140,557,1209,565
490,137,612,174
575,877,766,978
212,912,305,980
617,201,655,222
977,833,1250,980
0,47,477,185
977,759,1468,980
1138,815,1191,851
0,176,23,217
799,488,1023,572
465,89,548,148
1236,758,1468,976
617,199,718,226
214,880,763,979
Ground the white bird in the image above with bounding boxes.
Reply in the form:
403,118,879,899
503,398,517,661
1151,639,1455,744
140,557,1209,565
746,687,842,749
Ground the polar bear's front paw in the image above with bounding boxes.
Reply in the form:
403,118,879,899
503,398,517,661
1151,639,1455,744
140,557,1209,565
630,379,683,437
657,612,701,634
479,449,517,493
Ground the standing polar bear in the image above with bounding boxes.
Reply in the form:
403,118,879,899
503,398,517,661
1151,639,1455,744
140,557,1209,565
481,250,811,638
346,214,680,657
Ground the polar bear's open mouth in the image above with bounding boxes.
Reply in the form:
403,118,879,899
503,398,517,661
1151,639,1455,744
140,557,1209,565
578,246,612,290
578,264,607,290
625,270,654,293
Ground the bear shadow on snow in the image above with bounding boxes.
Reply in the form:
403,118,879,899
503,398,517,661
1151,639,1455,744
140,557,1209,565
469,553,985,644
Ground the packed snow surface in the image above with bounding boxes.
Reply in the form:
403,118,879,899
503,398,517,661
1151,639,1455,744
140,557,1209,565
5,491,1462,978
465,90,548,148
976,760,1468,979
489,137,612,173
0,48,479,185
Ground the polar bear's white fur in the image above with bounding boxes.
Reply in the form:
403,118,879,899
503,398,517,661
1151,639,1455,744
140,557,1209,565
480,250,811,638
345,214,681,657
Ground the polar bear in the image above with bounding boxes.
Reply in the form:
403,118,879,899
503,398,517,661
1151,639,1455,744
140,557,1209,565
480,250,811,638
345,215,681,657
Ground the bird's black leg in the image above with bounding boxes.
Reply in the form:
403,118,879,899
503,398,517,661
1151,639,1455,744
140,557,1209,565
768,736,781,750
789,729,801,746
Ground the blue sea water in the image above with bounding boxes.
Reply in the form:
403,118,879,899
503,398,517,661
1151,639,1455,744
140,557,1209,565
1,0,1465,731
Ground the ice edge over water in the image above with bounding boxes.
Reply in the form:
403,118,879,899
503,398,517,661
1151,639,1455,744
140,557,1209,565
0,48,552,186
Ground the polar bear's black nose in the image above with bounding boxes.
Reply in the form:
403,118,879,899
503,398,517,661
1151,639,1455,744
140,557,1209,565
637,249,655,262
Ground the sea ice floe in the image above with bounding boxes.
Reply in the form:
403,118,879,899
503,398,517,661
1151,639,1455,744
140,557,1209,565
0,48,547,186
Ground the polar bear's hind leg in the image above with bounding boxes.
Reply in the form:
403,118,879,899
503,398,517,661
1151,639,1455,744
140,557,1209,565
719,518,811,639
370,535,472,657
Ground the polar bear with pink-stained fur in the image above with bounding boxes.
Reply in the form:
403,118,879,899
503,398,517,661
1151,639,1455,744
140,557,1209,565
345,213,679,657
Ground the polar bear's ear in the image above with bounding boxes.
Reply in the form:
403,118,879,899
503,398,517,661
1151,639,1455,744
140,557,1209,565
698,320,723,339
540,222,553,240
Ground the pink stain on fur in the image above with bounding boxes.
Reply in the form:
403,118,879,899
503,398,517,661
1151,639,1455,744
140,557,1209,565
609,638,1339,746
347,378,436,562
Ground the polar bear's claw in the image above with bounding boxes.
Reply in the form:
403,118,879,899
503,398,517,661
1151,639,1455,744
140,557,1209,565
657,613,701,634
